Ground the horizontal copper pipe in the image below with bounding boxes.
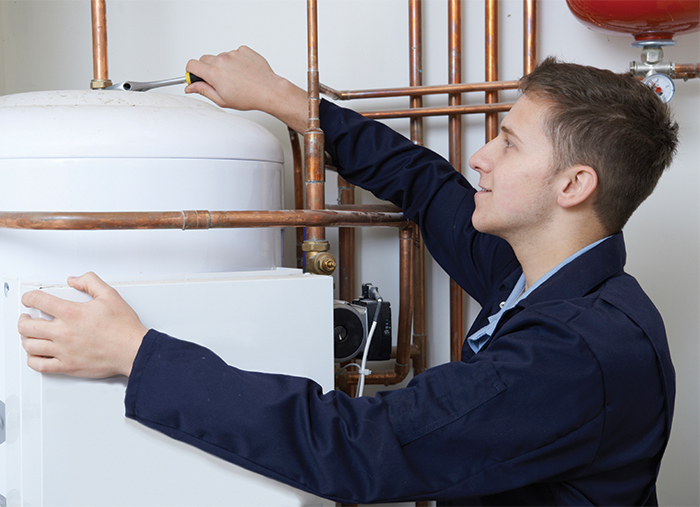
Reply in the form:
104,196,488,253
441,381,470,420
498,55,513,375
361,102,514,120
0,209,409,231
321,80,519,101
674,63,700,79
328,203,401,213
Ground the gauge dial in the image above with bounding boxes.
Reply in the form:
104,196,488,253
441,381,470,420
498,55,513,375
642,73,675,103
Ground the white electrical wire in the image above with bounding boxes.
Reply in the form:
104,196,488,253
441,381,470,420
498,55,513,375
356,297,382,398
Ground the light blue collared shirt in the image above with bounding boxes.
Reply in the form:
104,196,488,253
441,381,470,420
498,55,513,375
467,236,611,353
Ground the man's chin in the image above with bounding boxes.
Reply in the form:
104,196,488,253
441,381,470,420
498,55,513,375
472,220,505,240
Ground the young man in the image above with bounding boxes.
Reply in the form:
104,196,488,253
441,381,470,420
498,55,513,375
19,47,678,505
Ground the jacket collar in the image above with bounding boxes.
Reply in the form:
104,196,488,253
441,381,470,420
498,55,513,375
498,232,627,309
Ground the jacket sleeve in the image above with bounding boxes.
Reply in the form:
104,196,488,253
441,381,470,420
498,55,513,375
125,327,606,504
319,99,518,305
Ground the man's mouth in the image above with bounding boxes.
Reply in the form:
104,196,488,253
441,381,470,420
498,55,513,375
477,186,491,193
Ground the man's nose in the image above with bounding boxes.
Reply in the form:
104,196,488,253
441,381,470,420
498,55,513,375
468,141,494,174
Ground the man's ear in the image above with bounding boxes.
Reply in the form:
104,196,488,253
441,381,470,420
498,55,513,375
557,165,598,209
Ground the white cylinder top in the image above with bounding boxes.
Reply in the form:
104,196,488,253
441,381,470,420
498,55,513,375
0,90,284,162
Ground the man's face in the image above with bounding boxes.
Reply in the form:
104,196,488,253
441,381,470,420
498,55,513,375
468,94,559,244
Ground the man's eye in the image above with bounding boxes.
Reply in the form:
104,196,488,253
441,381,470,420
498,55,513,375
505,139,513,148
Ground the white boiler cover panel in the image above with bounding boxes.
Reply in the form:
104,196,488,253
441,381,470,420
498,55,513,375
3,270,334,506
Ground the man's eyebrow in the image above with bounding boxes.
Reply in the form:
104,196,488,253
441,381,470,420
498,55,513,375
500,124,523,143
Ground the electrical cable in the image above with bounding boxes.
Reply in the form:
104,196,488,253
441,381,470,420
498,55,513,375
335,362,361,376
356,296,382,398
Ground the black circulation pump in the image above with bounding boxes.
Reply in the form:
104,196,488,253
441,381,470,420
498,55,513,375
333,283,392,362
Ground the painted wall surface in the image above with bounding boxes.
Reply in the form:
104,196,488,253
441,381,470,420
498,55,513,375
1,1,697,505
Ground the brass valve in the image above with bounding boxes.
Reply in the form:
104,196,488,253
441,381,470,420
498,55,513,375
307,251,337,275
302,240,337,275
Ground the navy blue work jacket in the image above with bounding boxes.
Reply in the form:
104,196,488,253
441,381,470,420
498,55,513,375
125,100,675,505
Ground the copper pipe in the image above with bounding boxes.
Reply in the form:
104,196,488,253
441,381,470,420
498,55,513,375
674,63,700,80
524,0,537,74
362,102,513,120
409,0,427,377
0,210,409,231
347,226,414,386
329,204,400,212
409,0,424,142
448,0,465,364
289,128,306,269
485,0,499,141
337,175,356,303
320,80,520,101
412,231,428,375
361,102,513,120
304,0,326,245
448,0,463,174
90,0,112,88
391,344,424,360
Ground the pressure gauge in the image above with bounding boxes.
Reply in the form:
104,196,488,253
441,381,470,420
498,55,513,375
642,73,675,103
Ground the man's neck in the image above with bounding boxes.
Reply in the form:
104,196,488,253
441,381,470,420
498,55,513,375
509,223,607,290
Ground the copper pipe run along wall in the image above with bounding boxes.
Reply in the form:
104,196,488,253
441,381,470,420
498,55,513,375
362,101,513,120
90,0,111,88
409,0,428,377
320,80,519,101
0,209,409,231
304,0,326,245
337,174,356,303
674,63,700,80
289,128,306,268
409,0,425,143
524,0,537,74
485,0,500,141
448,0,465,363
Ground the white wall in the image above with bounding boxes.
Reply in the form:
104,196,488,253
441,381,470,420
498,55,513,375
1,1,697,505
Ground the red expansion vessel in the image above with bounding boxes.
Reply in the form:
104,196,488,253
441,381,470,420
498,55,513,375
566,0,700,43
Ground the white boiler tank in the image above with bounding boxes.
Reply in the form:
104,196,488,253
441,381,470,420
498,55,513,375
0,91,334,506
0,90,285,279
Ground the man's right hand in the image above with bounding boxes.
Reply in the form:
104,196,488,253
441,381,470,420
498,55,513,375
185,46,309,133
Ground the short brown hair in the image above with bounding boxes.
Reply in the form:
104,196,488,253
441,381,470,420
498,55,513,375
519,57,679,234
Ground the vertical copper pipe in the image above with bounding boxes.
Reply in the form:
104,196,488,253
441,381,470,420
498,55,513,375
448,0,462,173
289,128,305,269
409,0,428,377
448,0,465,364
412,232,427,375
409,0,424,142
305,0,325,240
337,175,356,302
485,0,499,141
90,0,112,88
395,226,415,381
524,0,537,74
